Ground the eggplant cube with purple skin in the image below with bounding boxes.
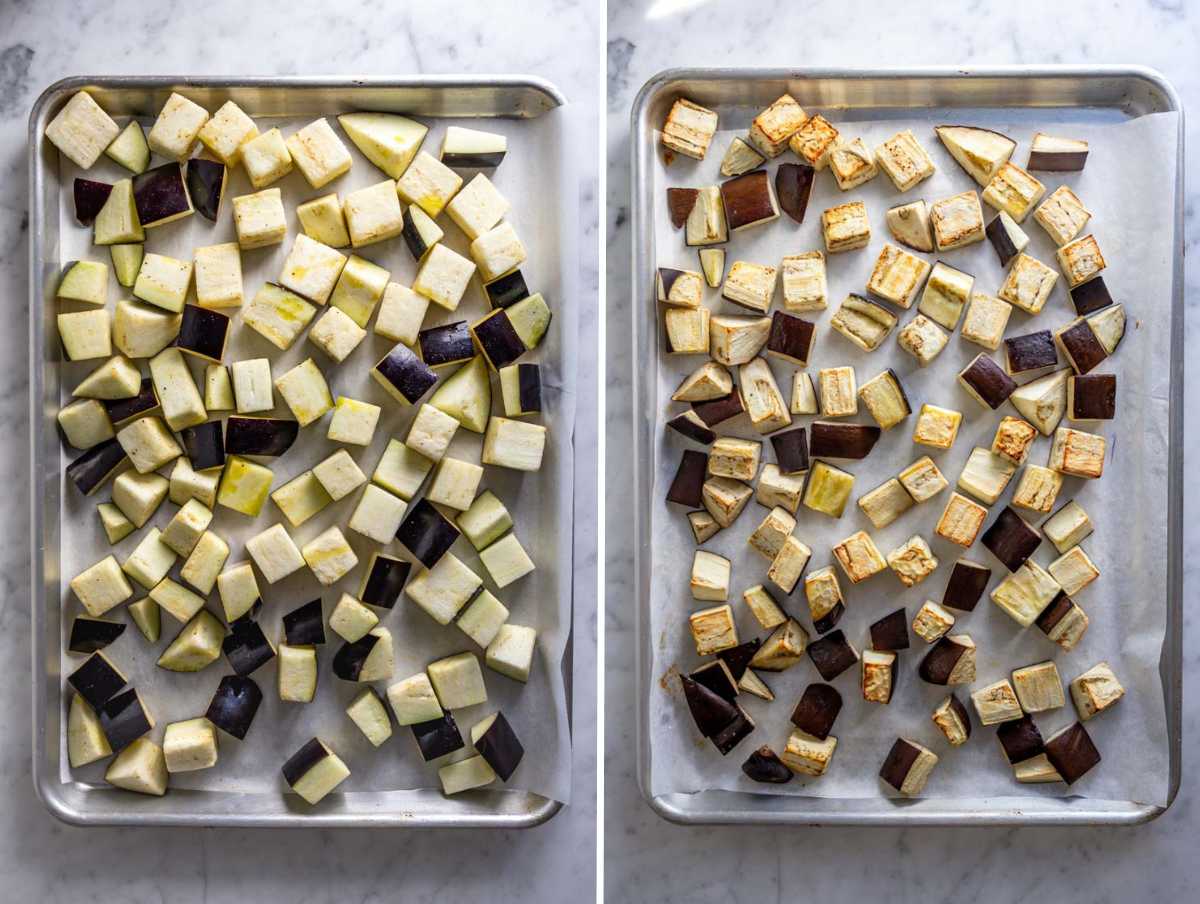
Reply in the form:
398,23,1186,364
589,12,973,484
656,268,704,308
858,369,911,430
720,171,780,233
782,729,837,777
829,295,896,352
739,358,791,433
931,695,971,746
804,566,845,634
991,561,1061,627
767,536,811,596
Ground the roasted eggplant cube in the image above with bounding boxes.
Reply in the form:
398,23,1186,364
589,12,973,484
806,630,859,681
1043,722,1101,785
666,449,707,507
790,683,842,740
869,609,910,651
958,354,1016,410
1068,373,1116,421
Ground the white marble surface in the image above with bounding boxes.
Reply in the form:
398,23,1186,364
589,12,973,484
0,1,598,901
605,0,1197,900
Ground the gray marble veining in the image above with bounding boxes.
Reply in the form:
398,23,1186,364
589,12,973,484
0,1,598,901
605,1,1198,901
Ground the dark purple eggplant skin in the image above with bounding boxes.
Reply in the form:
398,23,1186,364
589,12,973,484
68,617,126,654
1058,321,1107,374
1070,276,1112,316
942,558,991,611
961,355,1016,409
74,178,113,225
104,378,159,425
282,599,326,646
997,714,1044,764
666,187,699,229
692,391,743,427
985,214,1021,266
806,630,858,681
516,363,542,413
375,343,438,404
666,412,715,445
720,170,775,230
775,163,815,224
1037,591,1076,636
657,268,688,301
66,438,127,496
177,305,230,362
332,634,380,682
206,675,263,739
869,609,910,651
222,618,276,676
98,688,152,752
742,746,793,783
471,310,525,370
919,637,968,685
1004,330,1057,374
809,421,881,460
360,556,412,610
790,683,843,740
180,420,225,471
666,449,707,507
401,206,433,260
132,162,191,226
67,652,126,708
879,738,923,791
767,311,815,365
981,505,1041,572
419,320,474,368
395,499,460,568
770,428,809,474
224,417,299,457
484,270,529,309
711,708,755,755
1028,146,1088,172
1070,373,1116,420
1044,722,1101,784
690,661,738,703
812,602,845,635
474,712,524,780
412,712,465,762
715,639,761,680
185,158,226,221
680,674,739,738
282,737,329,786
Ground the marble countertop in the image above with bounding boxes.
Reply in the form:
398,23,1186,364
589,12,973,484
605,0,1197,901
0,1,597,901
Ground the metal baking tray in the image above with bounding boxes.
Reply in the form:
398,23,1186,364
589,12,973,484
30,76,576,828
631,66,1183,826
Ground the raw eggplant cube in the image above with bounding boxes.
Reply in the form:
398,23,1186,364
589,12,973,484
278,233,347,305
308,306,367,363
243,283,317,351
278,644,319,703
244,523,305,584
147,92,208,160
193,243,243,309
270,470,332,527
405,553,481,625
240,127,294,188
58,310,112,361
301,526,359,587
414,243,476,312
482,417,546,472
327,397,381,446
372,439,434,500
45,90,120,168
375,282,430,346
275,358,334,426
280,737,349,804
329,593,380,643
285,117,352,189
478,533,534,588
485,624,537,683
357,553,412,609
329,254,390,327
197,100,259,165
312,449,367,501
343,179,404,248
446,172,509,240
346,687,393,747
297,193,351,248
470,222,527,283
232,188,287,249
396,498,460,568
163,717,218,773
396,150,463,218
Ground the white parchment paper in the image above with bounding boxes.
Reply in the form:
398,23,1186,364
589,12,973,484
649,108,1178,806
55,108,575,805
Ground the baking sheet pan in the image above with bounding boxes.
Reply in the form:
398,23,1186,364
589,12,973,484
631,67,1183,825
30,76,578,827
